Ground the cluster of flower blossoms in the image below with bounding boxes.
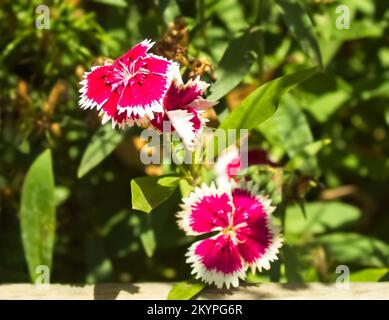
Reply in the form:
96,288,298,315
79,40,283,289
79,39,216,151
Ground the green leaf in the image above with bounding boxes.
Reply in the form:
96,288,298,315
78,125,123,178
219,67,317,130
350,268,389,282
258,94,313,158
214,0,248,33
246,272,270,284
285,139,331,174
285,201,361,236
20,149,56,282
139,215,157,258
296,73,352,122
207,28,260,101
53,186,70,207
283,245,304,284
85,234,113,283
314,233,389,268
167,281,206,300
131,176,180,213
335,20,384,41
140,229,156,258
156,0,180,24
275,0,322,67
206,68,316,159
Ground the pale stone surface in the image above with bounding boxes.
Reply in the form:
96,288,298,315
0,283,388,300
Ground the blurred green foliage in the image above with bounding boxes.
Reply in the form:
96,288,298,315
0,0,388,285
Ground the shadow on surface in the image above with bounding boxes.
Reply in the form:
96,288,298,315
93,283,140,300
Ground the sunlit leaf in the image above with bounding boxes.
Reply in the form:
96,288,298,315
167,281,206,300
78,125,123,178
131,175,180,213
259,94,313,158
91,0,128,7
285,202,362,236
207,68,316,159
219,67,317,130
295,73,352,122
350,268,389,282
20,149,56,282
139,215,156,257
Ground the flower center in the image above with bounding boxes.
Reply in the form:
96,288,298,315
220,208,248,245
221,224,236,236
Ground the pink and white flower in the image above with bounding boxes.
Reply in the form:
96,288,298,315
177,182,283,289
214,145,242,186
79,39,179,128
150,75,217,151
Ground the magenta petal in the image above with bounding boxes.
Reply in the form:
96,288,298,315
214,146,241,187
117,71,173,119
187,107,202,131
144,54,173,75
119,55,178,119
177,183,233,235
231,189,271,264
226,156,241,178
101,87,122,118
148,76,213,150
149,111,171,132
190,192,231,233
232,188,267,226
164,78,206,111
195,235,243,274
231,185,282,271
236,223,271,265
114,39,153,67
99,87,132,126
186,235,246,289
79,65,115,109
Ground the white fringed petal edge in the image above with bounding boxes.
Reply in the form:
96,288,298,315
181,180,283,289
186,237,247,290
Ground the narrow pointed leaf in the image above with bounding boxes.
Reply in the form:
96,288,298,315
20,149,56,283
220,67,317,130
276,0,322,67
78,125,123,178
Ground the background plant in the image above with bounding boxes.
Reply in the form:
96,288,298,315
0,0,388,288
